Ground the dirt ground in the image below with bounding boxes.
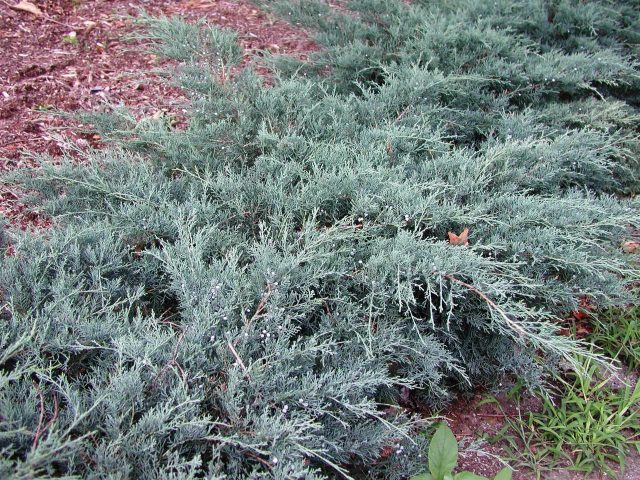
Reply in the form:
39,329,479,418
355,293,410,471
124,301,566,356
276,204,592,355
0,1,637,479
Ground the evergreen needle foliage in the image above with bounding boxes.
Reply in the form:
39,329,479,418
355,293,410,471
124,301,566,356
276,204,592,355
1,1,640,478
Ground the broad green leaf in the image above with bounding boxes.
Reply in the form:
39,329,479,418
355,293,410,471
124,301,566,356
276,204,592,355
454,472,488,480
493,468,512,480
411,474,432,480
429,424,458,480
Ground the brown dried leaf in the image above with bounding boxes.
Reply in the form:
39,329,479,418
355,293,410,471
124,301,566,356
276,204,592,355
622,240,640,253
11,1,43,16
448,227,469,246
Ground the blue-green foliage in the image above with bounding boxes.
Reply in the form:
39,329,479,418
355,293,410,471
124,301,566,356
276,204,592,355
1,1,639,478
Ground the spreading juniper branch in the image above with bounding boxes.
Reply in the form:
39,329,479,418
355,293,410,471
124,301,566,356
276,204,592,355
1,1,639,478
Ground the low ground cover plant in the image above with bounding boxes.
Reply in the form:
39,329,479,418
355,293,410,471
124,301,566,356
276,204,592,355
530,358,639,477
411,424,511,480
487,356,639,479
485,306,640,478
1,0,639,478
591,306,640,370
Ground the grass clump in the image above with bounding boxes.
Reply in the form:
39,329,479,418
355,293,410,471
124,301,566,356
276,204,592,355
530,359,639,478
487,306,640,478
1,0,640,478
591,306,640,370
490,358,639,479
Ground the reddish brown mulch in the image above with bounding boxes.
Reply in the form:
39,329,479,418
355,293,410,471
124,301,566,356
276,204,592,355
0,0,317,229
